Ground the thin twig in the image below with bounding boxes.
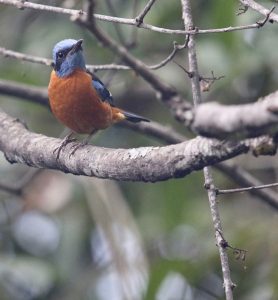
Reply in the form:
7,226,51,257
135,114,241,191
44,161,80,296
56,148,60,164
0,47,53,66
0,46,129,70
135,0,157,26
0,46,187,71
200,71,225,92
255,6,275,27
76,3,181,102
217,162,278,210
181,1,235,299
0,0,275,35
148,41,187,70
216,230,247,262
174,62,225,91
216,181,278,195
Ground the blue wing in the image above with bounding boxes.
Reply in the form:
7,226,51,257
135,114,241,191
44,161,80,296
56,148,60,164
89,72,114,106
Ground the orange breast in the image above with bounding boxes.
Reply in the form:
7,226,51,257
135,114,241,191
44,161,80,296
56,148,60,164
48,69,113,134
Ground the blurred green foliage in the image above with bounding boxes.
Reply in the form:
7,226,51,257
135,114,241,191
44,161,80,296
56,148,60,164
0,0,278,299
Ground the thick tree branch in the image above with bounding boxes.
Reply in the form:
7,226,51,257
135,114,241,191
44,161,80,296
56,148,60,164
1,79,277,209
191,92,278,139
0,109,249,182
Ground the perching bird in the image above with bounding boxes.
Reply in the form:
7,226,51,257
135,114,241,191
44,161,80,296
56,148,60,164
48,38,149,156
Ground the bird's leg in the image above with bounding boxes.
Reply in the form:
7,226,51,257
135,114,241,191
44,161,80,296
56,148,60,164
69,129,97,157
54,132,77,159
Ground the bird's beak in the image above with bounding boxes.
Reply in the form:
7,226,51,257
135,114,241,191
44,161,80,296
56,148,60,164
69,39,83,55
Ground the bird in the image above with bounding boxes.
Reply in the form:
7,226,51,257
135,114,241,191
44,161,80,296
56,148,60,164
48,38,149,157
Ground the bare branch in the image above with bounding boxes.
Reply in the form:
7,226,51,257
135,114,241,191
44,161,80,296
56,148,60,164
1,79,277,209
174,62,225,91
181,1,235,299
203,168,236,299
200,71,225,92
217,181,278,195
135,0,157,26
216,229,247,263
0,46,130,71
0,0,274,35
0,109,249,182
217,162,278,210
0,0,187,35
0,77,185,145
0,45,186,72
0,46,53,66
148,41,187,70
256,6,275,27
240,0,278,23
191,92,278,139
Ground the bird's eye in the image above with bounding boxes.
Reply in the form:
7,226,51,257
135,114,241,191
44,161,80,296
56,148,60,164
57,51,64,58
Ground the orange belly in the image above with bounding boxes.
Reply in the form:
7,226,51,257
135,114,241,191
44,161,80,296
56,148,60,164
48,69,113,134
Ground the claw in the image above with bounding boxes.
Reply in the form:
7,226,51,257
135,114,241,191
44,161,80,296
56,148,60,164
69,139,90,157
54,132,76,159
68,129,97,157
54,130,97,159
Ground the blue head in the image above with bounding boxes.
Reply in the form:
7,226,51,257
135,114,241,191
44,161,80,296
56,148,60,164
52,39,86,77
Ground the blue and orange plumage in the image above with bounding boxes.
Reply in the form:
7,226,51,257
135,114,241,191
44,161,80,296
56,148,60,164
48,39,149,154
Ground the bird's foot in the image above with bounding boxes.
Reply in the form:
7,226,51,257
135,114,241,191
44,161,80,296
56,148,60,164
69,138,90,157
54,133,77,159
68,130,96,157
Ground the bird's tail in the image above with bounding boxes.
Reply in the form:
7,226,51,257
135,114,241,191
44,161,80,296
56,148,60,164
122,110,150,123
112,108,150,123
